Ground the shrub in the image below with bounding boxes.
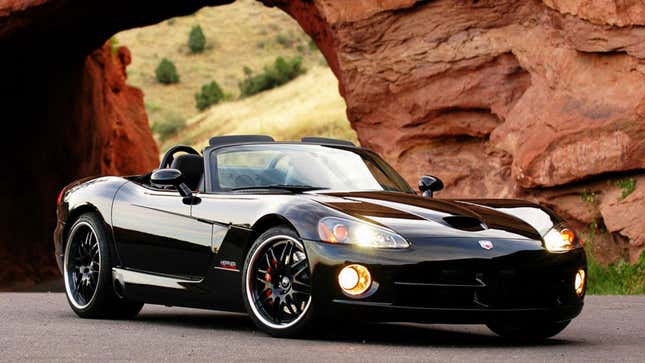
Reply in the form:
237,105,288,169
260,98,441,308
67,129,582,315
275,34,292,48
151,113,186,141
308,38,318,51
238,56,305,97
188,25,206,53
109,37,119,55
581,190,598,204
587,250,645,295
155,58,180,84
195,81,225,111
616,177,636,200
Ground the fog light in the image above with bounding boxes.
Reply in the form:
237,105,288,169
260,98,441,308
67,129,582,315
338,264,371,296
574,269,586,296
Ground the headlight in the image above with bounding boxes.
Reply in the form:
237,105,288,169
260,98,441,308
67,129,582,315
317,217,409,248
543,224,582,252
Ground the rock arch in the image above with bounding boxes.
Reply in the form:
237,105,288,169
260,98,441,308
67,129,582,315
1,0,643,287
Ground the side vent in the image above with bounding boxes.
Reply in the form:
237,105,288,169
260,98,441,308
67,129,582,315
443,216,487,232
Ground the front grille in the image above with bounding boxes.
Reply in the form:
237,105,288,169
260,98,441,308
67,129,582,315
393,261,578,309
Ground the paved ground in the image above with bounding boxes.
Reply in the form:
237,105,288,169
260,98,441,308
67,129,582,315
0,294,643,362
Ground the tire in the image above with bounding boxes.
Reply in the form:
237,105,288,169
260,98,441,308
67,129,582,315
63,212,143,319
242,226,315,337
486,320,571,340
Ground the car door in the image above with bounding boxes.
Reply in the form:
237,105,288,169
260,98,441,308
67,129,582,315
111,181,213,278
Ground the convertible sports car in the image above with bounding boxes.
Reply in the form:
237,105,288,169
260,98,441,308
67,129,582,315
54,135,586,338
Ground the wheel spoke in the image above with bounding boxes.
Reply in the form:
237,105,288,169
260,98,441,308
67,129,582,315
78,281,85,302
285,296,297,316
290,258,306,269
279,241,288,263
264,254,271,270
84,232,91,252
283,242,294,265
268,247,279,268
293,265,308,278
272,297,282,322
292,283,311,293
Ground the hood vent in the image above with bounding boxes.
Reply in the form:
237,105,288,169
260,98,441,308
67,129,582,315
443,216,487,232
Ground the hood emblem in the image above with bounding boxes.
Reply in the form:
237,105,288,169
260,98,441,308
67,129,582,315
478,240,494,250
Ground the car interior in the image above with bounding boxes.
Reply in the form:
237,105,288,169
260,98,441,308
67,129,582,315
136,136,361,193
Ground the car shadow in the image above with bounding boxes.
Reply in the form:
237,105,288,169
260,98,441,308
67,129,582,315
132,310,584,348
133,310,255,332
312,322,580,348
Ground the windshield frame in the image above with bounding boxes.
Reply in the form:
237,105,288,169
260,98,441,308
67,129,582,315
202,142,415,194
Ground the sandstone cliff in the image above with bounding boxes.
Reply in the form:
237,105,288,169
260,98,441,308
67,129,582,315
264,0,645,263
0,43,159,288
0,0,643,288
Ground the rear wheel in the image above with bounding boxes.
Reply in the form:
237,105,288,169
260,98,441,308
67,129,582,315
486,320,571,340
63,212,143,319
242,226,315,337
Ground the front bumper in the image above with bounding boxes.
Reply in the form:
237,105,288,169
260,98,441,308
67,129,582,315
303,238,586,324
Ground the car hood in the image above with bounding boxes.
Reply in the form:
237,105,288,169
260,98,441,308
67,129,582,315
307,191,558,241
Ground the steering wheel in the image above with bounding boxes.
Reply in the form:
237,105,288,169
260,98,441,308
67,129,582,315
159,145,200,169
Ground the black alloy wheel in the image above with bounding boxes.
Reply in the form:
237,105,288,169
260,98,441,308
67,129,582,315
63,212,143,319
64,221,100,309
243,227,314,336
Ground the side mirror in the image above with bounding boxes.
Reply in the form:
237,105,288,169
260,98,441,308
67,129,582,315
419,175,443,197
151,169,193,198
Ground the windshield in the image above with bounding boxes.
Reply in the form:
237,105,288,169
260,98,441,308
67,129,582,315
209,144,414,193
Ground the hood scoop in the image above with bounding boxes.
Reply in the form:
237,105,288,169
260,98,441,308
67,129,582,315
442,215,487,232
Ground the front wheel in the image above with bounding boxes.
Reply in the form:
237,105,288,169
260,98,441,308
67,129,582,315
242,226,315,337
486,320,571,340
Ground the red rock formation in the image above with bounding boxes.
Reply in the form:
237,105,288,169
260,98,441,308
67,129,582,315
0,0,235,289
0,43,159,289
265,0,645,263
1,0,643,290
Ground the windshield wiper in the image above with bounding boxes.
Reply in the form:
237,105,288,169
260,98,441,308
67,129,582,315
231,184,327,193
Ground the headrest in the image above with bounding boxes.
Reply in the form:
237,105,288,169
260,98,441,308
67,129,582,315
170,154,204,191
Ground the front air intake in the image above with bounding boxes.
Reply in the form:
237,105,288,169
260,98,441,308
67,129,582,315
443,215,487,231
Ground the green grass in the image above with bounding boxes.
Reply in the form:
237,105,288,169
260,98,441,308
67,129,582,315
581,190,598,204
616,177,636,200
151,113,186,141
587,250,645,295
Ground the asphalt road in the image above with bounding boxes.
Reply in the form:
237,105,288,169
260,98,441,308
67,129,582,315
0,294,643,362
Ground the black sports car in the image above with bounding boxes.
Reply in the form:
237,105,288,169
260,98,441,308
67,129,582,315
54,135,586,338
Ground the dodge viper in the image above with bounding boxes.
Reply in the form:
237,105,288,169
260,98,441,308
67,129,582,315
54,135,586,338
